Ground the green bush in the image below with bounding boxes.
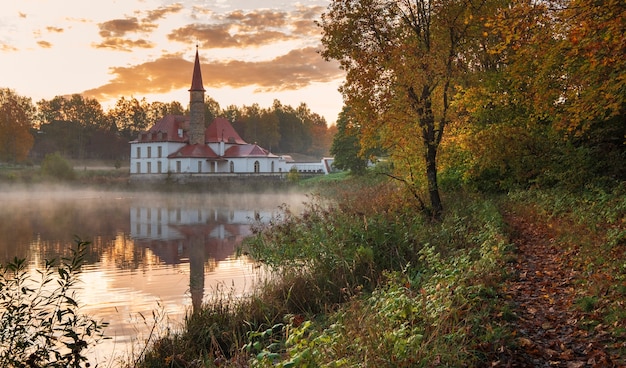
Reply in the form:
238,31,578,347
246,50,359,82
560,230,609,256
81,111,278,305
0,239,107,367
40,152,76,181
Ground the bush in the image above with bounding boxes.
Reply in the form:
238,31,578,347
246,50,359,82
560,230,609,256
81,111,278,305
40,152,76,181
0,239,107,367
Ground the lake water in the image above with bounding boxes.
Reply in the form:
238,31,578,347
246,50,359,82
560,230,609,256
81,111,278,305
0,186,307,365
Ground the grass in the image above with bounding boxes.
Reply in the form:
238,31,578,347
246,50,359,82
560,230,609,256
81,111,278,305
131,176,515,367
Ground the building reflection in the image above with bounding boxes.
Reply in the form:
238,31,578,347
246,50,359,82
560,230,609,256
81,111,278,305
129,205,271,312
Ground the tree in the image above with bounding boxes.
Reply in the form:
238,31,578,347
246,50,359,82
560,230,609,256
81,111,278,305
107,96,148,141
35,95,109,160
0,89,34,163
320,0,497,218
273,100,312,154
204,96,222,127
455,0,626,188
330,106,369,174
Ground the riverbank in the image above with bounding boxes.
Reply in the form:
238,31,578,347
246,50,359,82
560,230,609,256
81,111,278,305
127,175,625,367
0,161,320,193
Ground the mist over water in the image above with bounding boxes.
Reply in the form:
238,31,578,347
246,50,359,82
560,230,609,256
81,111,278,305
0,185,308,364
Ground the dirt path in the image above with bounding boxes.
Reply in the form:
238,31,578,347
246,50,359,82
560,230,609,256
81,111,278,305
496,212,622,368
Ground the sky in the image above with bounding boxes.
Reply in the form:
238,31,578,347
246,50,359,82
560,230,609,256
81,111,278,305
0,0,345,124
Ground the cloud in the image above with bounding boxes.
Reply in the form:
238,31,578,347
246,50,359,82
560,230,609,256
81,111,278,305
226,9,288,30
168,7,323,48
94,17,157,51
0,43,18,52
37,40,52,48
97,18,151,38
82,47,342,101
93,38,154,51
168,23,293,48
93,3,182,52
46,26,64,33
144,3,184,22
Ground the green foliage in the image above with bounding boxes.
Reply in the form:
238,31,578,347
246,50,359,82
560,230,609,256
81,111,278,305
246,180,512,366
329,106,370,175
40,152,76,180
0,239,107,367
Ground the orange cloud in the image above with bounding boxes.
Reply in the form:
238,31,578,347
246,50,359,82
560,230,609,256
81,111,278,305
92,4,184,52
82,47,342,101
37,40,52,48
46,26,64,33
93,38,154,51
98,18,150,37
168,23,293,48
168,7,324,48
94,16,158,51
0,43,19,52
144,3,184,22
226,9,288,30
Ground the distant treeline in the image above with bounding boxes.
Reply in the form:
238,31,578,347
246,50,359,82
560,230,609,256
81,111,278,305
0,90,336,163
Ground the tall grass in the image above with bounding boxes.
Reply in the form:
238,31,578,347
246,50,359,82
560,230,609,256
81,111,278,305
133,177,513,367
247,182,512,367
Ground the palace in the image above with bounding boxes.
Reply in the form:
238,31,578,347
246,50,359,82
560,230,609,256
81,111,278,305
130,49,332,178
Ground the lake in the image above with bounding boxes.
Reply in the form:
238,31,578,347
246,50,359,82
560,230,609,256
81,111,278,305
0,186,307,365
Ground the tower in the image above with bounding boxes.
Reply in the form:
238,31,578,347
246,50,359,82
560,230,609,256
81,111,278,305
189,47,206,145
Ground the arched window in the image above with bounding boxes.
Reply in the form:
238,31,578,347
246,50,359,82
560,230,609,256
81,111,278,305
271,161,275,173
254,161,260,173
230,161,234,173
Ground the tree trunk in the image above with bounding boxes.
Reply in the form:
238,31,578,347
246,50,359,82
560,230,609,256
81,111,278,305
426,141,443,220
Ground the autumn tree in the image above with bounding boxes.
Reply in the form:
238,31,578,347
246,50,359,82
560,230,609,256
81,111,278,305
455,0,625,189
320,0,496,218
0,88,35,163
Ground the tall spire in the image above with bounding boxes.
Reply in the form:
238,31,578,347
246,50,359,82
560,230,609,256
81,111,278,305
188,46,206,145
189,45,205,92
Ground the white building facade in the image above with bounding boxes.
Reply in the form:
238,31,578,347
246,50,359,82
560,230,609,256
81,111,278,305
129,49,328,178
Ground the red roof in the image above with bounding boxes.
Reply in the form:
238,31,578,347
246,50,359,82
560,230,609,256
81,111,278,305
224,144,278,158
189,49,205,92
205,117,246,144
142,115,189,142
168,144,220,159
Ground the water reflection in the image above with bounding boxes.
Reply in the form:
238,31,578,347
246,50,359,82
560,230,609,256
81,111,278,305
129,204,274,313
0,188,303,364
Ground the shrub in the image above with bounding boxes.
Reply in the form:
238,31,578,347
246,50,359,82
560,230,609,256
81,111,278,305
40,152,76,181
0,239,107,367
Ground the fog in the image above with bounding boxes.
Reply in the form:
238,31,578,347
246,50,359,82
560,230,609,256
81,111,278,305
0,183,311,364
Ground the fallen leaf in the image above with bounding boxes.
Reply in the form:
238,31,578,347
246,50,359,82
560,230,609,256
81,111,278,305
566,362,585,368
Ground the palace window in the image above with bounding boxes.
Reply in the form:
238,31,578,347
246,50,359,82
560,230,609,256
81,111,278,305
254,161,260,173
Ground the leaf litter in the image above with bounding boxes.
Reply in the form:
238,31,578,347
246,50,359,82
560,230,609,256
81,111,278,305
490,210,625,367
